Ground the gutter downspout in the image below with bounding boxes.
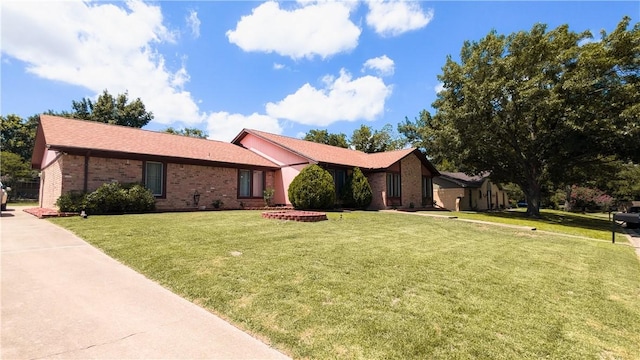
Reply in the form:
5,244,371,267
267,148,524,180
84,152,90,193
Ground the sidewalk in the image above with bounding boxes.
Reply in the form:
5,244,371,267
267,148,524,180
1,206,290,359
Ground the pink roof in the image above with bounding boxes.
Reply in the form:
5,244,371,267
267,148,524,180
233,129,439,173
32,115,278,169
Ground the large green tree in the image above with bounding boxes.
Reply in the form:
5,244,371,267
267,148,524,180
402,17,639,217
607,162,640,202
60,90,153,128
303,129,349,148
0,114,39,161
350,124,404,153
0,151,34,182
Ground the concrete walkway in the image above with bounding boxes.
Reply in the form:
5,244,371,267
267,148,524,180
1,206,290,359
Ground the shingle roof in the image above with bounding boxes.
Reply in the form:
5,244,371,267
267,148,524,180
234,129,370,167
437,171,490,187
32,115,278,169
233,129,439,174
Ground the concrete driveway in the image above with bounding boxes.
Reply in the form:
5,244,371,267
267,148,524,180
1,207,290,359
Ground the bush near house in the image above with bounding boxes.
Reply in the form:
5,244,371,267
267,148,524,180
288,164,335,209
56,182,155,214
342,167,373,209
55,191,87,213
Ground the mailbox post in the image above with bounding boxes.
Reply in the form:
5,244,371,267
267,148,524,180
612,213,616,244
613,211,640,244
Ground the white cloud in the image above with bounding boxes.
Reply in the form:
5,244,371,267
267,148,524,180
226,1,361,59
434,82,445,93
206,112,282,142
273,63,285,70
366,0,433,37
186,10,201,38
363,55,395,76
1,0,203,125
265,69,392,126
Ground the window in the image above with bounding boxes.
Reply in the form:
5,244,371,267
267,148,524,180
422,176,432,200
386,173,401,198
329,169,347,195
145,162,163,196
239,169,264,198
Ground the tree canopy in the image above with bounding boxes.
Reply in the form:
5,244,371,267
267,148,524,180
0,151,34,182
0,114,39,161
303,129,349,148
349,124,404,153
401,17,639,217
55,90,153,128
163,127,208,139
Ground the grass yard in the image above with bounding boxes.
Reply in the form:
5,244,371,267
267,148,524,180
50,211,640,359
419,209,626,241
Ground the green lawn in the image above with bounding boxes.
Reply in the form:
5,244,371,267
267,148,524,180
419,208,625,241
8,200,39,207
50,211,640,359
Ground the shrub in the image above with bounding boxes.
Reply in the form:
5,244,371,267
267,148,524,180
57,182,156,215
569,185,614,212
342,167,372,209
56,191,87,212
122,183,156,212
288,165,335,209
263,187,275,206
85,182,128,214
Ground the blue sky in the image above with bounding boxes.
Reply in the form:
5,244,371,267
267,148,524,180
2,1,638,141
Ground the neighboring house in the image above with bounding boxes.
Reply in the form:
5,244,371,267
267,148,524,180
32,115,279,210
433,172,509,211
32,115,440,211
232,129,439,209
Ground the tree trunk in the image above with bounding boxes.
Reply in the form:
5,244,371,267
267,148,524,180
523,177,542,218
526,191,541,218
564,185,572,212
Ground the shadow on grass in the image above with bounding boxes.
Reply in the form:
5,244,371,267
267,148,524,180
480,210,623,236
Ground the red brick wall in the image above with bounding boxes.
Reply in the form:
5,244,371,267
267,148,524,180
86,157,143,190
44,154,276,211
158,163,275,210
39,156,63,209
400,154,423,208
365,153,434,210
367,172,387,209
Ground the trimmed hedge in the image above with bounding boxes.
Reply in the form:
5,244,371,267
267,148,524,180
56,182,155,214
344,167,372,209
288,165,336,209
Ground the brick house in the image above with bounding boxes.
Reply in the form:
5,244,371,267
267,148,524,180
32,115,439,211
433,172,509,211
32,115,279,210
232,129,439,209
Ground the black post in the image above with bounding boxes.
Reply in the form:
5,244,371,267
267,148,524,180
612,213,616,244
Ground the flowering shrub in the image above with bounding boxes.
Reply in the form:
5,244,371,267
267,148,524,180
569,185,614,212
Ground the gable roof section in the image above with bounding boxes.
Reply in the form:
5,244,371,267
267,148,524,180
437,171,490,188
233,129,371,168
31,115,278,169
367,148,439,175
232,129,439,174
